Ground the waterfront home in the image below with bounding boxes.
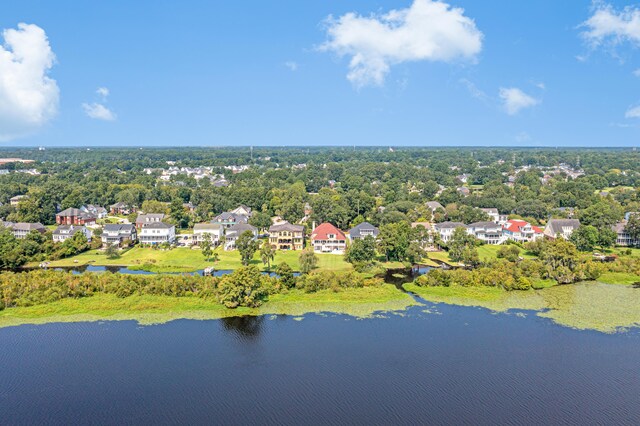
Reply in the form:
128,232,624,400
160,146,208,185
81,205,108,219
135,213,165,229
53,225,92,243
212,212,249,229
480,208,508,225
2,222,46,239
466,221,503,245
434,221,466,243
10,195,27,207
543,219,581,240
101,224,137,246
56,208,97,226
347,222,379,241
193,223,224,246
224,223,258,250
503,220,543,243
139,222,176,245
311,223,347,254
612,216,640,247
268,221,304,250
109,202,134,215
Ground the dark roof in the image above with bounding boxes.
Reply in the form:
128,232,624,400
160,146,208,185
103,224,136,233
435,221,466,230
53,225,86,236
467,221,500,229
12,222,46,232
546,219,581,234
142,222,174,230
349,222,379,238
269,222,304,233
226,223,257,237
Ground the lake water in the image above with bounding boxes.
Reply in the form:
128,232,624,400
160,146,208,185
1,299,639,425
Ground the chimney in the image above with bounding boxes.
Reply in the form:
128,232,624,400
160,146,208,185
312,221,316,232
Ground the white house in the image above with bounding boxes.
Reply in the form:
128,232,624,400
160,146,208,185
434,222,466,243
53,225,92,243
193,223,224,246
101,224,137,246
224,223,258,250
466,221,503,245
139,222,176,245
480,208,508,225
543,219,581,240
503,220,543,243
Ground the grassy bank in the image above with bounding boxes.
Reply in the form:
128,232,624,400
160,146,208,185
0,285,417,328
31,246,355,273
405,282,640,333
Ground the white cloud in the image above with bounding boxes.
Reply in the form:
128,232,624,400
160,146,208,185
459,78,489,102
499,87,540,115
0,23,59,141
83,102,116,121
96,87,109,98
83,86,116,121
285,61,298,71
633,68,640,77
625,105,640,118
319,0,483,88
580,2,640,48
515,131,532,143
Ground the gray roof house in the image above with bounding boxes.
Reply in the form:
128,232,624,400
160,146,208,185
224,223,257,250
53,225,92,243
544,219,581,240
102,224,137,246
348,222,379,241
7,222,46,239
135,213,165,228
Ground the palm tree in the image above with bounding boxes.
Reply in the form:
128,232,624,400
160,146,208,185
260,242,275,271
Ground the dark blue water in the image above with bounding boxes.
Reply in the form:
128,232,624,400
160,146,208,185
1,303,639,425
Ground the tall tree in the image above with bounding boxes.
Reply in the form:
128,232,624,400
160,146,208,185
236,230,259,266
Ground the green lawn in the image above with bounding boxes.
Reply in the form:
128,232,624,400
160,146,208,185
476,245,537,261
0,285,417,328
598,272,640,285
34,245,355,273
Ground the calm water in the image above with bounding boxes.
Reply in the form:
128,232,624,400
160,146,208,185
1,302,639,425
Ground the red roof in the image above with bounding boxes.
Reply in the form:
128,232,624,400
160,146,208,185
503,220,542,234
311,223,346,241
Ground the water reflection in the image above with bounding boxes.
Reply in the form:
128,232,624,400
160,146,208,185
220,316,265,340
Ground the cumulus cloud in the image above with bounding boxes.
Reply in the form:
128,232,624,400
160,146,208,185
499,87,540,115
0,23,59,141
625,105,640,118
319,0,483,88
285,61,299,71
82,87,116,121
580,2,640,48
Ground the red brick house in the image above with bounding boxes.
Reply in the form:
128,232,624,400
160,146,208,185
56,208,97,226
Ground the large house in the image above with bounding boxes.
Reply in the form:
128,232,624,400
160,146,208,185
503,220,543,243
56,208,97,226
10,195,27,207
434,221,466,243
613,214,640,247
348,222,379,241
224,223,258,250
544,219,581,240
466,221,503,245
109,202,134,215
212,212,249,229
268,221,304,250
193,223,224,246
135,213,165,229
139,222,176,245
480,208,508,225
230,205,252,217
311,223,347,254
101,224,137,246
426,201,444,220
81,205,108,219
53,225,92,243
2,222,46,239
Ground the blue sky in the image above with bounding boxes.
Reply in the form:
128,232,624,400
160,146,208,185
2,0,640,147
